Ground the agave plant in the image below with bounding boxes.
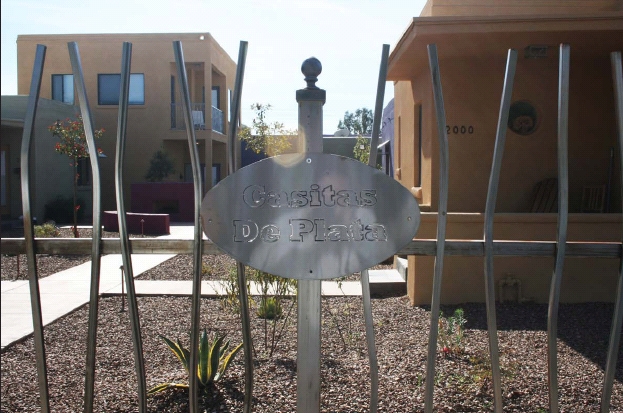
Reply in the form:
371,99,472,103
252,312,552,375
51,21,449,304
148,330,243,394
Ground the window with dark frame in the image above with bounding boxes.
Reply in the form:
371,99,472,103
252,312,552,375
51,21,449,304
51,74,74,104
98,73,145,105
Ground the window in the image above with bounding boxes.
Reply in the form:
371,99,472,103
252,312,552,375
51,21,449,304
51,74,74,104
211,86,220,109
98,73,144,105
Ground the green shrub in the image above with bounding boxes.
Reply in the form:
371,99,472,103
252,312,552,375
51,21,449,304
148,330,242,394
257,296,282,320
438,308,467,356
44,196,84,224
34,222,60,238
144,150,175,182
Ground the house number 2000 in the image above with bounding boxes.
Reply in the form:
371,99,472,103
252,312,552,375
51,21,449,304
446,125,474,134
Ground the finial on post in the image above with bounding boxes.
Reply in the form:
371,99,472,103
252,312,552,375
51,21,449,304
302,57,322,90
297,57,326,103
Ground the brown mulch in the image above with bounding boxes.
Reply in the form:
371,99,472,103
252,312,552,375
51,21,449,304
0,296,621,412
0,227,153,281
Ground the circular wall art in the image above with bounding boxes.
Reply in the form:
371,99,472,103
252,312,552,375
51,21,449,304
508,100,539,135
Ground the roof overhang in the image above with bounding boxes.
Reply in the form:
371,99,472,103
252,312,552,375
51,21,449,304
388,14,623,80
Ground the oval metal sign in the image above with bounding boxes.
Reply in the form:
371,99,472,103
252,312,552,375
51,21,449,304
201,153,420,280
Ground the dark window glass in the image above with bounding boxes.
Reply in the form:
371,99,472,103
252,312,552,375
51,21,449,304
51,74,74,104
98,73,144,105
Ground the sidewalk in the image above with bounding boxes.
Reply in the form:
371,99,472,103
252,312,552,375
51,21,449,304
0,224,363,349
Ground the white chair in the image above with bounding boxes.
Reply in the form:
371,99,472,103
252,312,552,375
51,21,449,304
191,110,205,130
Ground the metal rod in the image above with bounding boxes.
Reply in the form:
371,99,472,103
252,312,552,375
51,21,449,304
361,269,378,412
482,48,518,413
601,50,623,413
98,41,147,412
20,43,50,413
67,41,111,413
368,44,390,167
547,43,571,413
173,40,204,413
226,40,254,413
228,41,248,175
360,43,389,413
1,238,620,258
120,266,126,312
424,43,450,413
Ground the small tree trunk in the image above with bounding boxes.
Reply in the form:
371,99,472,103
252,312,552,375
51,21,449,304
72,157,79,238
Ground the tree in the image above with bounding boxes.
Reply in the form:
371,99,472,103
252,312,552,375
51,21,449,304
238,103,296,157
145,149,175,182
49,116,104,237
337,108,373,136
353,135,371,164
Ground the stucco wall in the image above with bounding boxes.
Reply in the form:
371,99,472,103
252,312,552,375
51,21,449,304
17,33,236,214
420,0,622,17
408,213,622,305
394,54,620,214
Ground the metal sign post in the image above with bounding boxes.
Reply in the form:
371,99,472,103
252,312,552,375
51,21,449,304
295,58,325,412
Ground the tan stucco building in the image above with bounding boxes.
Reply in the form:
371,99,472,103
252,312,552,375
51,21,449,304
13,33,236,221
388,0,623,304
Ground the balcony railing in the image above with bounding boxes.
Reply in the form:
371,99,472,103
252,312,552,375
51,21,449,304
170,102,224,134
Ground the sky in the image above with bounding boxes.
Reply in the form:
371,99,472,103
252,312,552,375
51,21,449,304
1,0,427,134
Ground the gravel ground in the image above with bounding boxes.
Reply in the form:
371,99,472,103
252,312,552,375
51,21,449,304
1,296,621,412
1,229,621,411
1,227,153,281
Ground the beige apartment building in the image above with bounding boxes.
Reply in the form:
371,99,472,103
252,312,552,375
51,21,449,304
13,33,236,221
388,0,623,304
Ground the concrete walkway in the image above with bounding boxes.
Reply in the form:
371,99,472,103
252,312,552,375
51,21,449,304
0,225,363,349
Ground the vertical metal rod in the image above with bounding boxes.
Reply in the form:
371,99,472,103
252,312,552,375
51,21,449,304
104,41,148,412
227,40,253,413
296,57,325,413
424,44,450,413
361,269,378,412
360,43,389,413
68,41,107,413
601,50,623,413
547,43,570,413
368,44,390,166
173,40,204,413
20,43,50,413
120,265,126,312
483,49,518,413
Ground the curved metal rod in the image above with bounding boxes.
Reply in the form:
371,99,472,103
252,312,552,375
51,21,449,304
227,40,254,413
361,43,389,413
21,43,50,413
601,50,623,413
424,43,450,413
67,41,111,413
173,41,204,413
483,48,518,413
547,43,570,413
97,41,147,413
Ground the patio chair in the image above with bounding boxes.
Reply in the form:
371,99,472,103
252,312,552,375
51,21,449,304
192,110,205,130
581,184,606,213
529,178,557,213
